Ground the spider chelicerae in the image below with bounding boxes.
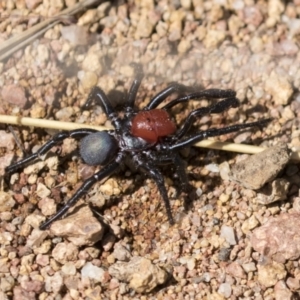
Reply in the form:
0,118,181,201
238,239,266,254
5,68,271,229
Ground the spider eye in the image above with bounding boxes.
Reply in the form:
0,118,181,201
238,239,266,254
80,131,118,166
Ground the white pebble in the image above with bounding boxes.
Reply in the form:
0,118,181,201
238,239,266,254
196,188,203,197
218,282,232,298
55,107,74,121
220,225,237,245
81,262,105,282
62,262,77,276
205,163,219,173
36,183,51,198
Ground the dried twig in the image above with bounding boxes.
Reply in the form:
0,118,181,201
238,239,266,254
0,114,108,131
1,114,294,160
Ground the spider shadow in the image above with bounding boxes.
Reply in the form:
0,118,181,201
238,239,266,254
80,160,197,227
96,155,210,225
181,148,223,209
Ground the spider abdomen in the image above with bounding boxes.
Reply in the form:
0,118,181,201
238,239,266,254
80,131,118,166
131,109,176,143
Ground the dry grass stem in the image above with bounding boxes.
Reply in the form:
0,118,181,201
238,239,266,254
0,114,109,131
1,114,294,159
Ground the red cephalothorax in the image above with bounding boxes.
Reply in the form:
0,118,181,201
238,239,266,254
131,109,177,142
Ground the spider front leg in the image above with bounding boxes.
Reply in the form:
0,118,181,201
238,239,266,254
174,97,239,140
162,89,237,110
126,63,144,110
5,129,98,179
170,118,272,150
145,82,189,110
83,87,121,130
39,154,123,229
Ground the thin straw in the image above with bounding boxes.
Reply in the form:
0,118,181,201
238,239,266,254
0,114,109,131
1,114,294,160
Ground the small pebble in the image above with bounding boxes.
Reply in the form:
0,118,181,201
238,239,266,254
52,242,79,264
62,262,77,276
55,107,74,121
81,262,105,282
218,282,232,298
108,257,168,293
257,261,286,287
256,179,290,205
61,25,90,46
50,205,105,246
220,225,236,245
1,85,27,108
229,144,290,190
0,192,15,213
218,248,231,262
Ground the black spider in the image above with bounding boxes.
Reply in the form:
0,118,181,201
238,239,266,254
5,69,271,230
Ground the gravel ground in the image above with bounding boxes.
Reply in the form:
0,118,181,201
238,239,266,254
0,0,300,299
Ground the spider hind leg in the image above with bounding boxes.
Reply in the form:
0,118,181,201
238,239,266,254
5,129,97,182
133,154,174,224
39,154,124,229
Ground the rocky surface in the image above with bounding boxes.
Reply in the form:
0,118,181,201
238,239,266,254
0,0,300,299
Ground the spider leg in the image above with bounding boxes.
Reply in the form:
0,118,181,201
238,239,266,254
162,89,236,110
83,87,121,130
170,118,272,150
172,153,189,192
146,151,189,192
174,97,239,140
5,129,98,177
39,153,124,229
126,63,144,109
145,83,189,110
133,154,174,224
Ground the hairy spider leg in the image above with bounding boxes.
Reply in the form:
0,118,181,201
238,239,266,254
133,153,174,224
40,153,124,229
170,118,272,150
83,87,122,130
5,129,98,178
145,82,189,110
174,97,240,140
